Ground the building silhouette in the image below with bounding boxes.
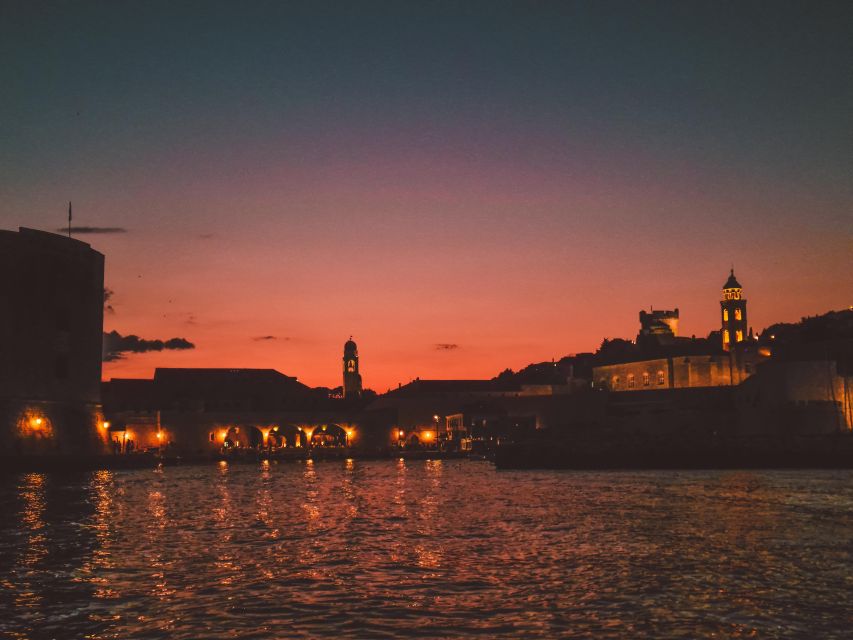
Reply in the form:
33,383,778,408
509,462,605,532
343,337,363,398
0,228,106,455
638,308,679,347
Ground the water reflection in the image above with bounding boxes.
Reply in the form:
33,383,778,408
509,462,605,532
15,473,48,613
0,465,851,639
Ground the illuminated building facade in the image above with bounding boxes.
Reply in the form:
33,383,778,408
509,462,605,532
102,367,394,454
343,337,363,398
721,269,748,351
0,228,107,455
593,270,762,392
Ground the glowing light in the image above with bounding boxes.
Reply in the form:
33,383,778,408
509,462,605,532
156,431,163,440
219,430,228,441
398,429,404,438
422,431,434,441
346,429,354,437
102,421,110,429
433,415,440,421
34,418,43,426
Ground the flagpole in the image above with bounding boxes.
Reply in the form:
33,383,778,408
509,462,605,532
68,201,72,238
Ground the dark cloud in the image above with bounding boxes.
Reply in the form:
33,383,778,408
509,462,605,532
164,337,194,349
252,335,291,341
103,288,115,314
435,343,460,350
57,227,127,234
103,330,195,362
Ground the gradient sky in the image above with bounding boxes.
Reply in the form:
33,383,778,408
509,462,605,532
2,1,851,391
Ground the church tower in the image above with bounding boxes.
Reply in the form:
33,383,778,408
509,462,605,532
720,269,748,351
343,337,362,398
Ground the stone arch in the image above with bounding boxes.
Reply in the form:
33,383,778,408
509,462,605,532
268,424,307,448
311,423,348,447
245,425,264,449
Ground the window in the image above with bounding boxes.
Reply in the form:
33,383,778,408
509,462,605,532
612,376,620,389
734,308,742,321
735,330,744,342
723,329,730,345
723,309,728,322
657,370,665,385
628,374,635,388
209,432,215,442
643,372,650,386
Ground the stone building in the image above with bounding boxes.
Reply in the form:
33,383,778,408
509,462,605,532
593,270,761,392
593,353,751,392
102,367,394,454
0,227,107,455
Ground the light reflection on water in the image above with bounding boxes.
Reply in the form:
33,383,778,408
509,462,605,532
1,463,852,639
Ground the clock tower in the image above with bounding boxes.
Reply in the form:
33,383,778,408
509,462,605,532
720,269,748,351
343,337,362,398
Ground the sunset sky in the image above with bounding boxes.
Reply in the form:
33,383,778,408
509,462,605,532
2,1,851,391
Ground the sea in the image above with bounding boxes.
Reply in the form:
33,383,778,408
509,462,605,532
1,460,851,639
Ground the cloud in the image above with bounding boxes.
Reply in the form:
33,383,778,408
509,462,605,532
198,233,215,240
103,330,195,362
435,343,460,350
57,227,127,234
252,335,291,341
104,288,115,314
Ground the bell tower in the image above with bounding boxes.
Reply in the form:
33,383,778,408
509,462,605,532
343,337,362,398
720,269,747,351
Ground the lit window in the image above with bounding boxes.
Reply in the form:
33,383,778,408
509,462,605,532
734,309,742,321
657,371,665,385
643,372,650,386
735,330,743,342
628,374,635,388
723,329,730,344
612,376,619,388
723,309,728,322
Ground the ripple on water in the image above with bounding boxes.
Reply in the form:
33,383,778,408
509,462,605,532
1,465,852,638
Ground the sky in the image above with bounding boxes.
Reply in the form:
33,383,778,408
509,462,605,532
2,0,851,391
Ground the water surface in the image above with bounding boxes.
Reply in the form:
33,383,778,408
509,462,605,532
1,461,851,638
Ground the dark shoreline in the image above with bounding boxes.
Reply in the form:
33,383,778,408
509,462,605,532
0,449,474,474
3,445,853,474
